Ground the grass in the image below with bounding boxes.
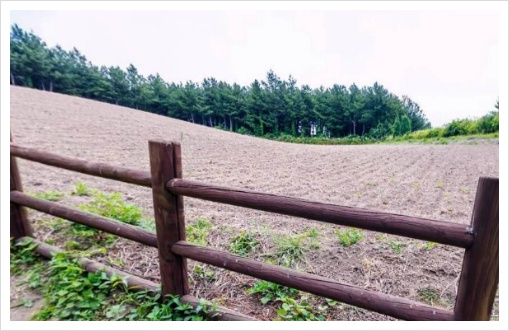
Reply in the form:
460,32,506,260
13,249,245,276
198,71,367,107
186,217,213,246
417,287,442,306
334,228,364,247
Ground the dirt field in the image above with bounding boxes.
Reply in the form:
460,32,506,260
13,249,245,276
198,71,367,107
10,86,499,321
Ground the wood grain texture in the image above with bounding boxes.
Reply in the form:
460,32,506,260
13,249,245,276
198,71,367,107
167,178,473,248
10,133,33,239
172,240,454,321
149,141,189,297
10,143,151,187
11,191,158,248
25,237,253,321
454,177,499,320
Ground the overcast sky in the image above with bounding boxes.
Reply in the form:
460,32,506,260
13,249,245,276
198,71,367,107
10,10,499,127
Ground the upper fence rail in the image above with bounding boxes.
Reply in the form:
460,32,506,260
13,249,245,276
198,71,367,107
11,142,473,248
10,143,152,187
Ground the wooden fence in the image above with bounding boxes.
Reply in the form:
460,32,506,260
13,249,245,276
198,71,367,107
10,137,499,321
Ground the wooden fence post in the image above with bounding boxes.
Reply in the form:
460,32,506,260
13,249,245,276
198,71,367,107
10,131,33,239
149,140,189,297
454,176,499,320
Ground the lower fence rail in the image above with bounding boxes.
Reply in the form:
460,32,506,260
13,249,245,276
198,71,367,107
171,240,454,321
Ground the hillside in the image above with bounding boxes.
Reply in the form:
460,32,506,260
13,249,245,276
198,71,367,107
10,86,499,321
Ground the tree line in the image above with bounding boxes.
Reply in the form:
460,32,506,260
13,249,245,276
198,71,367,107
10,24,432,139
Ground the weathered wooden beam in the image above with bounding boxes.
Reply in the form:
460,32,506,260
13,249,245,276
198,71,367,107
167,178,473,248
172,240,454,321
10,143,152,187
11,191,158,248
25,238,254,321
454,177,499,320
149,141,189,297
10,133,33,239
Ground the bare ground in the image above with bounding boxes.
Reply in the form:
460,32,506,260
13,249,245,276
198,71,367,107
10,86,499,321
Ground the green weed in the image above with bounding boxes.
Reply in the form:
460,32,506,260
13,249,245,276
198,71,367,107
79,191,142,226
247,280,298,305
71,181,90,196
276,296,325,321
273,234,306,267
186,217,213,246
335,228,364,247
229,231,260,256
417,287,441,306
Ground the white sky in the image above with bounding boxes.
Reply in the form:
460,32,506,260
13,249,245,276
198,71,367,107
9,9,500,127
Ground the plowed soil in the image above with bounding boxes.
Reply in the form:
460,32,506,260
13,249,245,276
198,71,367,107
10,86,499,321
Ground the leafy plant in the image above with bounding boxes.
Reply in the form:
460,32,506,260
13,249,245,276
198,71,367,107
273,234,307,267
186,217,213,246
71,181,90,196
229,231,260,256
425,242,438,250
10,237,39,274
335,228,364,247
276,296,325,321
247,280,299,305
79,191,142,226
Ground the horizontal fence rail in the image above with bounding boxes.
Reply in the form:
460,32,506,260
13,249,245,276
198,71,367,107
167,179,473,248
172,241,454,321
11,191,158,248
23,237,254,321
10,143,152,187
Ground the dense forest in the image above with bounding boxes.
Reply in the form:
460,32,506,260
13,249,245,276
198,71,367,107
11,24,434,139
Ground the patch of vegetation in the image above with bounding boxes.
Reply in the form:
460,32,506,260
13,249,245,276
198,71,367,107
425,242,438,250
334,228,364,247
247,280,299,305
79,191,142,226
10,238,39,275
388,240,406,254
417,287,441,306
192,265,216,282
11,238,218,321
273,234,307,267
435,179,444,189
276,296,325,321
186,217,213,246
71,190,144,246
32,190,65,202
376,234,406,253
71,181,91,196
229,231,260,257
306,229,320,238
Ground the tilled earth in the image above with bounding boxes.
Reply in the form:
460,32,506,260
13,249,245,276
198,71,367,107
9,86,499,321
